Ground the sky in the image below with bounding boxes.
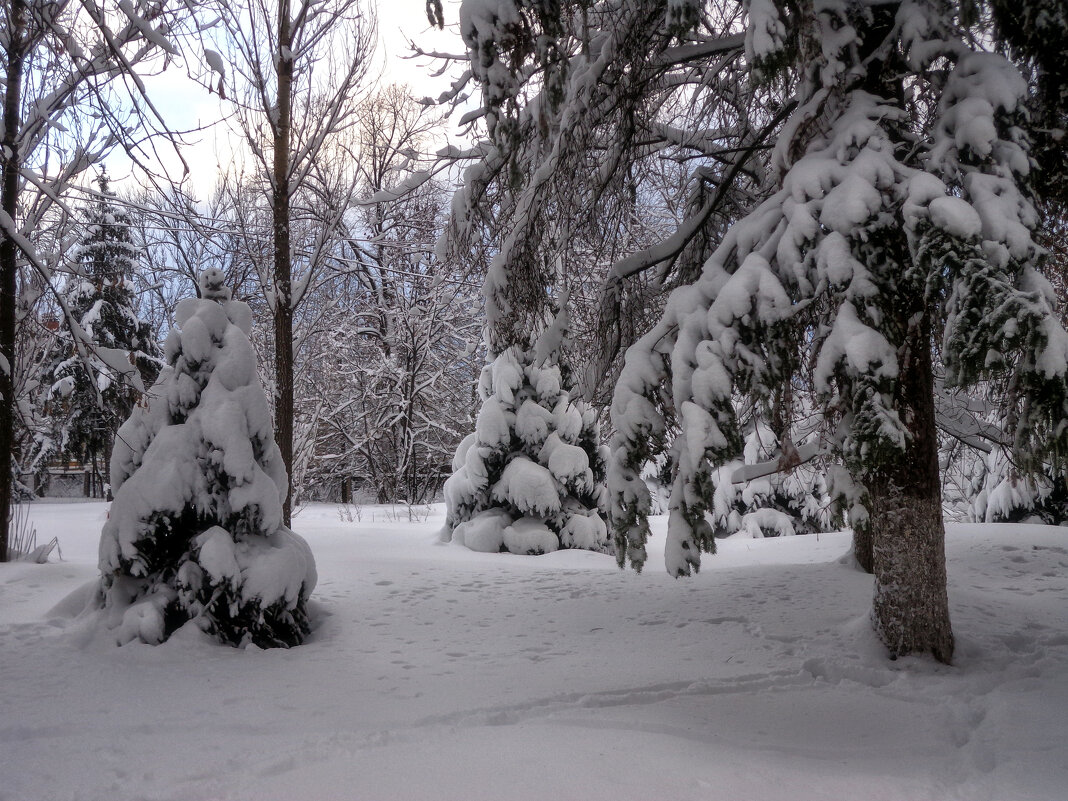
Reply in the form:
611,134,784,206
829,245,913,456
117,0,464,199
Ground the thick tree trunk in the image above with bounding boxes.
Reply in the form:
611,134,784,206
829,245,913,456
273,0,294,526
0,0,27,562
844,0,951,662
867,311,953,664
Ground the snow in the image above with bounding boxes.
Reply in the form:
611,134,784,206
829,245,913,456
364,171,433,204
3,501,1068,799
745,0,787,67
559,508,608,550
929,195,982,240
491,458,561,517
552,398,583,442
739,506,796,537
546,438,591,489
203,48,226,78
501,516,560,555
814,302,900,390
514,398,553,446
116,0,179,55
475,398,511,448
452,508,511,552
819,172,883,233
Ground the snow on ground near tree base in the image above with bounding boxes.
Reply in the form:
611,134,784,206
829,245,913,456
2,503,1067,801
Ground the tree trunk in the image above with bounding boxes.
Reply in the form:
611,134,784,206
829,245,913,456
103,438,114,501
273,0,294,526
853,524,874,574
0,0,27,562
868,310,953,664
848,0,951,662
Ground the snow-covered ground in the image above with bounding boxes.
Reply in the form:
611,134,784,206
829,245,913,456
2,501,1066,801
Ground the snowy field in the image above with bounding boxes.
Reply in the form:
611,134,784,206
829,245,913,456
2,501,1067,801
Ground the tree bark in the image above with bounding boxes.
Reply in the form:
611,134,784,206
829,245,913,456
103,437,114,502
273,0,294,526
0,0,27,562
853,523,874,574
867,305,954,664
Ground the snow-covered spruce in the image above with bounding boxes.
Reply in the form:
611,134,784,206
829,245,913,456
971,445,1068,525
709,422,835,539
38,172,162,496
98,270,316,647
442,314,609,555
609,2,1068,664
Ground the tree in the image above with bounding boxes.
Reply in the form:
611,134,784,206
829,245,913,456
987,0,1068,208
299,86,479,505
303,265,482,505
208,0,376,525
99,269,316,647
708,419,836,539
432,0,758,365
609,0,1068,663
970,444,1068,525
2,0,197,558
442,308,610,554
134,181,264,334
41,173,162,497
425,0,766,566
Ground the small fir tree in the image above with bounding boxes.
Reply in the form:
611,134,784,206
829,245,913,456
970,445,1068,525
442,307,610,554
98,270,317,647
43,172,161,496
709,421,835,539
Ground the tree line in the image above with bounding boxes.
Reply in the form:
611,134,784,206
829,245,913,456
1,0,483,557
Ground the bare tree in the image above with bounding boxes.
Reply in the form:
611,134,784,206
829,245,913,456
300,87,479,505
134,181,262,325
1,0,194,560
208,0,375,524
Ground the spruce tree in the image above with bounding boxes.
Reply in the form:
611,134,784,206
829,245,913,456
709,422,835,539
971,446,1068,525
98,270,317,647
44,172,161,496
608,0,1068,663
442,307,610,554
